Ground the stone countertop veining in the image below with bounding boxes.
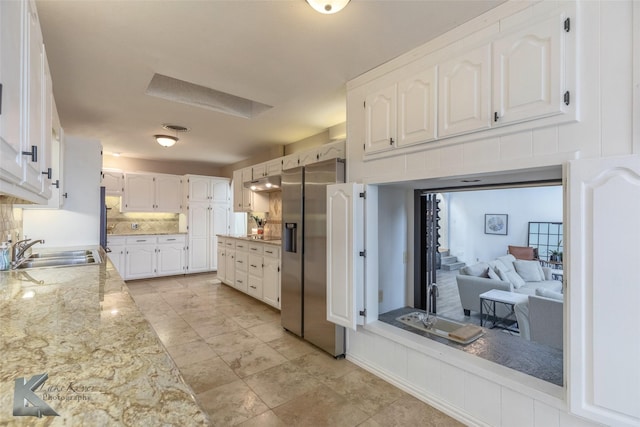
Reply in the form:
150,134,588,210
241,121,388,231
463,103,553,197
0,251,210,426
218,234,281,246
107,232,187,237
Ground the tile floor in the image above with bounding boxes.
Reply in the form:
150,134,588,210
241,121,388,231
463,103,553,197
126,273,464,427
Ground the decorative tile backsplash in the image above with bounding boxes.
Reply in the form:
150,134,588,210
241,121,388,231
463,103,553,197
249,192,281,239
106,196,180,235
0,196,23,243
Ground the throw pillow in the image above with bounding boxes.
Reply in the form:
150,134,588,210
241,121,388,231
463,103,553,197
496,254,517,272
460,262,490,278
535,287,564,301
506,270,526,289
487,267,501,280
514,260,545,282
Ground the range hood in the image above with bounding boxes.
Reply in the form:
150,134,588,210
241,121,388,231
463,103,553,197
244,175,281,192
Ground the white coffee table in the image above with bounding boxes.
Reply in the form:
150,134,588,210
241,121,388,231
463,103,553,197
479,289,529,332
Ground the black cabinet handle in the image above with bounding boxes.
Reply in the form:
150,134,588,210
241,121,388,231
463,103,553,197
494,112,499,122
42,167,52,179
53,180,60,189
22,145,37,162
389,138,394,145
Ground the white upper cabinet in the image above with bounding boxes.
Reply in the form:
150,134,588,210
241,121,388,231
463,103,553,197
102,168,124,195
398,66,437,147
493,14,567,125
438,44,491,138
282,153,300,170
364,84,397,154
265,159,283,176
0,0,25,185
122,172,182,213
186,174,229,203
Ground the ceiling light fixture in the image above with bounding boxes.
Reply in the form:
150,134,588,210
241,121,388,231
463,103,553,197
306,0,350,14
154,124,189,148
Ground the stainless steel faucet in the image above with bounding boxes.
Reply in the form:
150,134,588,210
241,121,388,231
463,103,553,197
11,239,45,266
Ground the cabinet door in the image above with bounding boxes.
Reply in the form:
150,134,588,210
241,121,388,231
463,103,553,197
235,250,248,273
568,155,640,427
102,170,124,195
212,178,230,203
125,244,157,280
265,159,283,177
155,174,182,212
188,203,210,273
188,175,212,203
22,1,45,193
232,169,244,212
398,66,437,147
299,149,319,166
123,173,155,211
225,248,236,284
210,203,229,270
157,243,185,276
317,141,345,162
235,271,248,293
39,54,53,198
0,0,25,184
282,154,300,170
252,163,267,178
438,44,491,137
217,245,226,281
263,256,280,309
107,244,125,276
364,84,397,154
326,183,366,330
493,14,565,125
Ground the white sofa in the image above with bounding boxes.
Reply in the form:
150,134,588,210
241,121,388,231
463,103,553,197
514,289,563,349
456,254,562,318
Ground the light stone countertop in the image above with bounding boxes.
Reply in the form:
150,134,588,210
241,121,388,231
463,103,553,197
0,250,210,426
218,234,281,246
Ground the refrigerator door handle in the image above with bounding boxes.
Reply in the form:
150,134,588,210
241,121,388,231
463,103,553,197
284,223,297,253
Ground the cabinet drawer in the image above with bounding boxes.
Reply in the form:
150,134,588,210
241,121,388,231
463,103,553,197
158,235,186,244
263,246,280,258
248,255,263,277
126,236,157,245
235,252,248,271
248,275,262,298
225,240,236,250
235,272,248,293
107,236,126,246
234,240,248,252
248,243,264,255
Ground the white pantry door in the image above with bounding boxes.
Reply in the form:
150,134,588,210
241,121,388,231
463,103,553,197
568,155,640,427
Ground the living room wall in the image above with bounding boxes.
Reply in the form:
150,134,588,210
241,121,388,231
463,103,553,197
447,186,562,265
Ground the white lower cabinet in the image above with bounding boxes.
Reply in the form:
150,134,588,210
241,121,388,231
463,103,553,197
218,237,281,309
106,234,186,280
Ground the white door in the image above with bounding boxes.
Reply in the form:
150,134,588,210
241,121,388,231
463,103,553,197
438,44,491,137
265,159,283,177
263,255,280,309
225,248,236,285
232,169,244,212
123,173,155,211
188,175,211,203
282,154,299,170
102,170,124,195
155,174,182,212
567,155,640,427
493,14,566,126
317,141,345,162
107,244,125,276
157,243,185,276
212,178,230,203
0,0,25,185
125,244,157,280
364,84,397,154
217,246,226,281
188,203,210,273
326,182,365,330
398,66,437,147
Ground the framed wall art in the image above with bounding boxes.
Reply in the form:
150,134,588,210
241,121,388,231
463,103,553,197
485,214,508,235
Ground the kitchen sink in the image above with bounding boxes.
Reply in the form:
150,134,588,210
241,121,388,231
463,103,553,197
15,249,102,269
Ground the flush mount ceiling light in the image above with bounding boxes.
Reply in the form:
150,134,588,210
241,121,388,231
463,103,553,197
306,0,350,14
154,124,189,148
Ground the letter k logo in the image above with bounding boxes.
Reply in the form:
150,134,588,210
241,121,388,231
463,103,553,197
13,374,59,417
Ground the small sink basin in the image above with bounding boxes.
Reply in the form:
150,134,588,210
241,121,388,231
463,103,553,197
396,312,484,345
28,250,93,259
16,256,97,269
15,249,102,269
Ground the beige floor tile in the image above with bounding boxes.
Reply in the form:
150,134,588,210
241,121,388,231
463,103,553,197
193,316,244,339
324,369,407,415
243,361,323,408
180,356,239,394
291,351,359,382
220,343,288,378
357,418,384,427
370,395,464,427
228,311,276,329
272,385,369,427
153,322,202,347
206,329,264,356
125,282,156,296
266,333,319,360
247,321,287,343
197,380,269,426
165,338,218,368
237,410,287,427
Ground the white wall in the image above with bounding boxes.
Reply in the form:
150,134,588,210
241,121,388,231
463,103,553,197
448,186,563,264
23,136,102,248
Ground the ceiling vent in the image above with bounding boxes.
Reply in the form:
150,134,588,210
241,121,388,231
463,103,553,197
146,73,272,119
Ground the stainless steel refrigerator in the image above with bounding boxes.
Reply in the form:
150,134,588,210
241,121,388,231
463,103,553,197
281,158,346,357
